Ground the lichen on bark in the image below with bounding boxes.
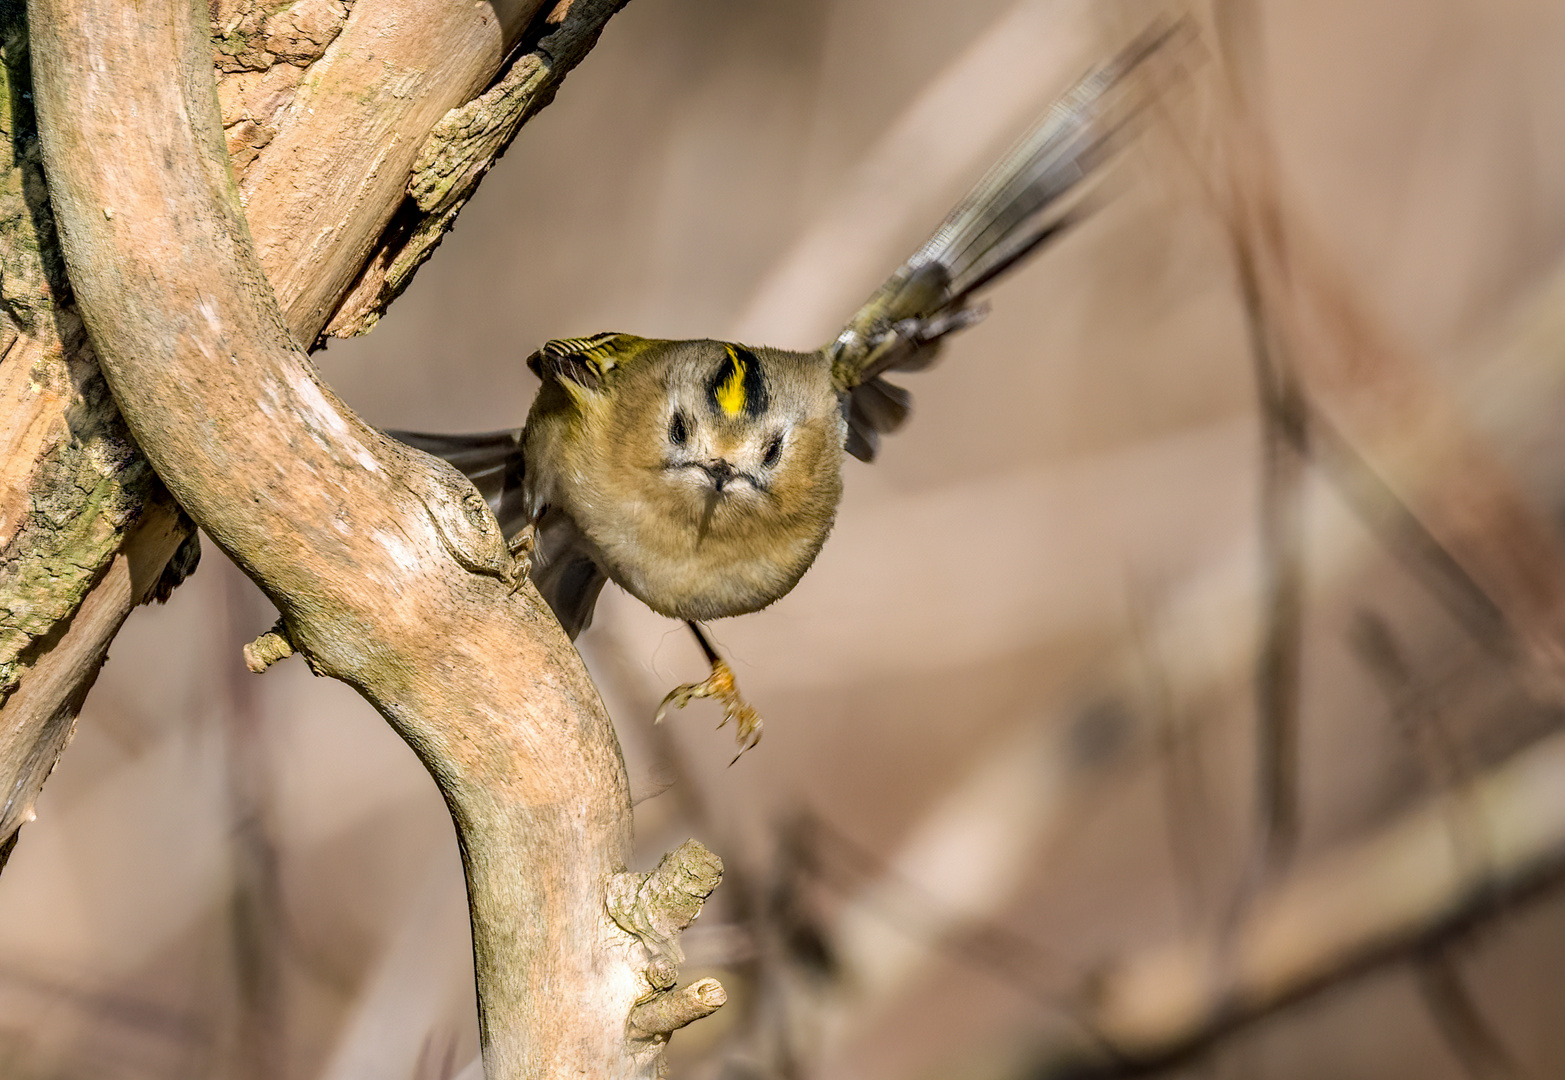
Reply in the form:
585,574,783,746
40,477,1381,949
211,0,354,170
0,9,196,832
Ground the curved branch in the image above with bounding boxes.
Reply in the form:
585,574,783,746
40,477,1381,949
1,0,559,859
25,0,705,1074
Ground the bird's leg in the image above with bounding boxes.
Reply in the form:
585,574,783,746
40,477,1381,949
656,621,763,760
506,522,536,592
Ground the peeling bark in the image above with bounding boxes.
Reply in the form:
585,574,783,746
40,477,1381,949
0,12,198,845
0,0,613,859
22,0,723,1073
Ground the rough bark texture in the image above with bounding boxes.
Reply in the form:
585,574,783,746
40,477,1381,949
326,0,633,338
27,0,720,1075
0,0,724,1072
0,0,620,859
0,11,198,853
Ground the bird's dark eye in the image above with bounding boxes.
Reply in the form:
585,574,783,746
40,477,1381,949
762,433,784,468
668,411,689,446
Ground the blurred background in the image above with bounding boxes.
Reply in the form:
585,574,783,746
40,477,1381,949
5,0,1565,1077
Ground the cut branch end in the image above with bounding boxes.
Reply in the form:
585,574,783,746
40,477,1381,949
628,978,727,1040
243,620,295,673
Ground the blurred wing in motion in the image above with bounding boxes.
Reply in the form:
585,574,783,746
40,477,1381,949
828,20,1183,462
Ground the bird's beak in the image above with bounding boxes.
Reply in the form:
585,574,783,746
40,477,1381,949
701,459,738,493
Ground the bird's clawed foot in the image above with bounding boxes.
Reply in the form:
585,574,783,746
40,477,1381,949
507,523,536,592
655,657,763,762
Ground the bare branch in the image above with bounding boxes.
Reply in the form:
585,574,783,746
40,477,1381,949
1211,0,1307,880
25,0,706,1075
327,0,633,337
243,620,296,673
627,978,727,1040
1071,728,1565,1074
233,0,555,341
2,0,593,861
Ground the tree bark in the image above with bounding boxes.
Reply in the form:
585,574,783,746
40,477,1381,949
0,12,198,863
6,0,724,1073
0,0,620,854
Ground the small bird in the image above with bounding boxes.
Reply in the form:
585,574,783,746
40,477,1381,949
392,25,1175,753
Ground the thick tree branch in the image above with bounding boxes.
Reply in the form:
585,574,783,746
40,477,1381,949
0,13,200,851
327,0,632,338
231,0,550,340
1,0,565,858
27,0,716,1076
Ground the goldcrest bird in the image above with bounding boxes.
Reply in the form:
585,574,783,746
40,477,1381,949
392,25,1175,753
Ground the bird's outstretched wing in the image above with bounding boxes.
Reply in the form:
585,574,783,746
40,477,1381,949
827,20,1182,462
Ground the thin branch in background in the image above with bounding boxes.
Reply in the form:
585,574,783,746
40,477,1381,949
1193,40,1565,701
1347,611,1525,1080
1349,608,1491,879
1415,950,1525,1080
795,811,1096,1036
1129,587,1221,928
1209,0,1307,879
1348,611,1474,797
412,1029,464,1080
1050,719,1565,1079
768,814,842,987
1151,12,1516,671
1241,247,1308,877
1310,418,1515,661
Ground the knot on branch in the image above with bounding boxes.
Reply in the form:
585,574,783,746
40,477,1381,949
607,839,723,952
389,439,520,587
244,619,296,672
608,839,725,1042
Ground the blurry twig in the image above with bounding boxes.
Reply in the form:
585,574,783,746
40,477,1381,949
1234,224,1307,876
1308,419,1514,656
1024,723,1565,1078
1349,611,1484,866
798,811,1080,1012
1349,612,1526,1080
1204,79,1565,695
1211,0,1305,879
1129,587,1220,927
1204,0,1565,899
220,570,288,1080
1415,950,1525,1080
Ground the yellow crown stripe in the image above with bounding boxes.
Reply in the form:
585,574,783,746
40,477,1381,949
715,346,748,417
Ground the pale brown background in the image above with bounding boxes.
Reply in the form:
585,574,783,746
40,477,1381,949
3,0,1565,1077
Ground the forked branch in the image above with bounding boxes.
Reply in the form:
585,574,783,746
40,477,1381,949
25,0,718,1074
